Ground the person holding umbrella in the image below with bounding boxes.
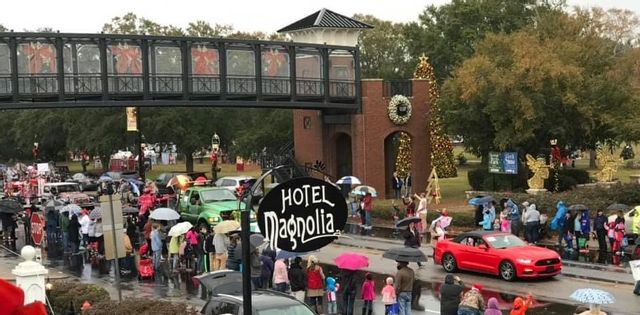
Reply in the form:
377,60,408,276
403,221,422,267
362,192,373,231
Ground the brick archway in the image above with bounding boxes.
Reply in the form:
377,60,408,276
383,131,413,199
294,79,432,198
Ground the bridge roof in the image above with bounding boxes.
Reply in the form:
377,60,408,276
278,8,373,33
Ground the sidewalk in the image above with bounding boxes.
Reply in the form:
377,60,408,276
0,251,70,282
334,233,635,285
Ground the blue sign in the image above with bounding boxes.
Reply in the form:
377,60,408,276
488,152,518,174
502,152,518,174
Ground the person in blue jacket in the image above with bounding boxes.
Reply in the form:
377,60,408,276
551,201,568,245
479,207,494,231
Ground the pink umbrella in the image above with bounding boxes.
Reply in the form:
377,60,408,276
334,252,369,271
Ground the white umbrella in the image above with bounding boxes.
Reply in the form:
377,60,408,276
149,207,180,221
570,288,615,305
168,221,193,237
336,176,361,185
214,220,240,234
61,204,82,218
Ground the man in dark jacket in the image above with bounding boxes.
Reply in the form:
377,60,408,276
340,269,357,315
440,274,464,315
594,209,608,257
288,257,306,302
260,251,274,289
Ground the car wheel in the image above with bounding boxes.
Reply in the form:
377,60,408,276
499,261,516,281
442,253,457,272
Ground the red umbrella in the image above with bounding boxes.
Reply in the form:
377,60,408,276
334,252,369,271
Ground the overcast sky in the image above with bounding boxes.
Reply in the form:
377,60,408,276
1,0,639,33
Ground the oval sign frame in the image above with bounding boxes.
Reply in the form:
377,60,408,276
258,177,348,252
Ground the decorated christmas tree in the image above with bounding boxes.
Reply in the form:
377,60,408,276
394,132,412,178
414,55,457,178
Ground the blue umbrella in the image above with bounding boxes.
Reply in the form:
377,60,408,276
468,196,494,206
128,181,140,196
570,288,615,305
98,174,113,182
276,250,311,260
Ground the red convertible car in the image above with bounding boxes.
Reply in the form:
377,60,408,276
434,231,562,281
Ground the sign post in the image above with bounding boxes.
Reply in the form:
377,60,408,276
244,170,348,313
488,152,519,174
30,213,44,247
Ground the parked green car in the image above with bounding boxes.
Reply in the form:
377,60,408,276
177,186,258,232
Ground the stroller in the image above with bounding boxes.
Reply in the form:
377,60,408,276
137,243,155,281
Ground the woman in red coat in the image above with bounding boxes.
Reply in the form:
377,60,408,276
306,255,325,315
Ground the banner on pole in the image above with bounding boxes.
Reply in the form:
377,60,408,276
126,107,137,132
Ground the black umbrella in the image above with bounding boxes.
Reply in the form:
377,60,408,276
122,207,139,214
395,216,421,228
194,270,253,294
382,247,427,263
0,199,23,214
606,203,628,211
569,204,588,211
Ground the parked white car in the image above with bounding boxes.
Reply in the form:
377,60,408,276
215,176,254,194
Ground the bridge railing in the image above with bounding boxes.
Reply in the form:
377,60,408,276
0,32,361,110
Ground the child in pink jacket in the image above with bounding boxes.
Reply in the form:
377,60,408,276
361,273,375,315
381,277,397,315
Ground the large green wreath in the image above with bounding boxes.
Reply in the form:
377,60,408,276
388,95,412,125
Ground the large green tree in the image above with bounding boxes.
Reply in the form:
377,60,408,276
404,0,558,81
353,14,411,79
439,8,640,161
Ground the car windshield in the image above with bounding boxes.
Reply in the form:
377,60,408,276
56,184,80,193
485,234,525,249
256,305,314,315
201,189,237,202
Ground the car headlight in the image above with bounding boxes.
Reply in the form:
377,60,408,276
516,258,532,264
208,217,220,223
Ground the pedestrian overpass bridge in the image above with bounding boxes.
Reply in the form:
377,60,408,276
0,32,360,110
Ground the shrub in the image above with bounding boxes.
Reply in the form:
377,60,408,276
48,280,110,314
560,169,590,184
467,168,487,190
544,168,591,192
87,298,198,315
467,167,527,192
456,152,468,166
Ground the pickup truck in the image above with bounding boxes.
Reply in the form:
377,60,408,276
176,186,258,232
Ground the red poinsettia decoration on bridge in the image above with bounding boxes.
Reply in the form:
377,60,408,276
191,45,219,75
111,43,142,74
263,48,286,77
24,42,56,74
